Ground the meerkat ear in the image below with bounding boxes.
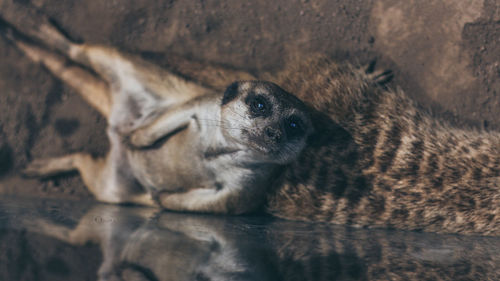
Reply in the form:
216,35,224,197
221,81,240,105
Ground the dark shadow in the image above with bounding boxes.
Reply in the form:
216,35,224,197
0,143,13,177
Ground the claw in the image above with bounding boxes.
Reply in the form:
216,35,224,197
371,69,394,86
361,59,393,86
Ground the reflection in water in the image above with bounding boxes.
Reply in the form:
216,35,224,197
0,197,499,281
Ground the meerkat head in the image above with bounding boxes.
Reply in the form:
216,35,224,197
220,81,312,164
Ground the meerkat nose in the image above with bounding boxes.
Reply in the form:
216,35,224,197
265,127,282,143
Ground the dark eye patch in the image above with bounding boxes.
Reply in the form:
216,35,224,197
245,93,272,118
222,82,240,105
284,115,305,139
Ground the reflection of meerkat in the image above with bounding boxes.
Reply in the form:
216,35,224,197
3,13,312,214
12,201,499,281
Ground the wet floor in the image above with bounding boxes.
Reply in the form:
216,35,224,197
0,196,499,281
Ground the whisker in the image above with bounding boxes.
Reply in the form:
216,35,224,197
197,118,255,131
203,125,241,131
201,123,255,131
227,107,248,119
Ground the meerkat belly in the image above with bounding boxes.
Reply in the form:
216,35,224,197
127,128,215,193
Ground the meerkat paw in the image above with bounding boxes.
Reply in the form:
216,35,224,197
127,122,173,148
362,60,393,86
22,156,76,178
122,129,153,148
369,69,393,86
128,129,153,148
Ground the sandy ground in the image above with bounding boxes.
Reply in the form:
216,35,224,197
0,0,499,200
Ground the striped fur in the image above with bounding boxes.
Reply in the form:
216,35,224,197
264,56,500,235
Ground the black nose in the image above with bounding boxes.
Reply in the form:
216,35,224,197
265,127,282,143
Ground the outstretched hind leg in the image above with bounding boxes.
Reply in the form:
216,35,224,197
23,153,155,206
5,31,112,117
23,16,254,95
11,15,211,101
23,153,109,200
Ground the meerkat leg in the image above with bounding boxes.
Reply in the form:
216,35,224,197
157,186,260,215
20,18,211,101
23,153,109,198
29,19,254,94
157,188,232,214
1,10,210,109
128,98,203,147
11,38,112,117
1,0,255,91
23,153,155,206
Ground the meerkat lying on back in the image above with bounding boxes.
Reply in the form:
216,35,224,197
3,15,312,214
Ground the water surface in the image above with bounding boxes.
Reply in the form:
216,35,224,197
0,196,498,281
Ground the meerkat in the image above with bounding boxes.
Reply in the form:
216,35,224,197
1,11,312,214
1,2,498,235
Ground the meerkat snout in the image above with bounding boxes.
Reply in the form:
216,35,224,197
264,127,282,143
221,81,312,164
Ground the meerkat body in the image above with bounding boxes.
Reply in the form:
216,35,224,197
124,81,312,214
3,8,311,214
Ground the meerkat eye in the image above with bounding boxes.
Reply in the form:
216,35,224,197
248,95,271,116
285,115,305,138
255,101,265,110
